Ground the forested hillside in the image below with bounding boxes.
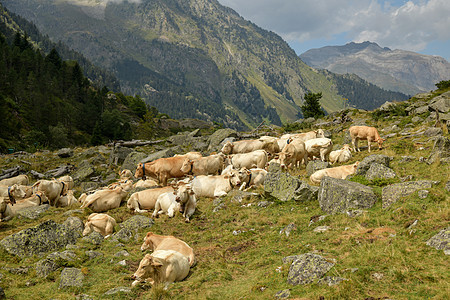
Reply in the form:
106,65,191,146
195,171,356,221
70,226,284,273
0,30,161,153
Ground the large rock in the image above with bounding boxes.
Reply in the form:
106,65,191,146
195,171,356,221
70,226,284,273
16,204,50,220
294,182,319,202
121,151,147,173
109,146,133,166
422,127,443,137
429,91,450,113
365,163,396,181
427,136,450,164
426,228,449,254
318,177,377,214
57,148,74,158
140,146,183,163
264,171,301,202
119,215,153,232
356,154,391,176
382,180,435,209
82,231,104,245
35,251,77,278
207,128,238,152
287,253,335,285
306,161,329,177
0,220,80,258
59,268,84,289
72,161,95,183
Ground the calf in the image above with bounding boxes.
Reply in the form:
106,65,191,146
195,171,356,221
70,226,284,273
152,192,180,218
141,232,196,267
55,190,77,207
131,250,190,289
180,154,224,176
79,181,132,212
191,169,248,198
278,139,307,169
0,184,26,205
239,168,268,191
127,186,174,213
349,126,385,152
329,144,352,164
175,184,197,222
304,138,333,162
310,161,360,184
228,150,268,170
32,179,69,206
133,178,159,189
83,213,116,237
0,174,29,186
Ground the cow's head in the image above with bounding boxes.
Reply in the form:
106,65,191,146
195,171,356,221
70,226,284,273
180,158,193,174
134,163,144,179
120,169,133,180
175,184,194,204
131,254,160,285
377,138,386,150
141,232,156,251
278,151,292,169
221,142,234,155
352,161,360,171
341,144,351,151
9,184,26,204
316,129,325,138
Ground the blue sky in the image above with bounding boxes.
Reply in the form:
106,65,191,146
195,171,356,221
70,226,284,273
218,0,450,61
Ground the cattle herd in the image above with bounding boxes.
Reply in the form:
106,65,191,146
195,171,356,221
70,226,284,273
0,125,385,288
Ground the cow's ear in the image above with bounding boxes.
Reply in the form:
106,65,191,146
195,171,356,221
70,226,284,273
189,190,195,195
151,260,163,267
224,175,230,179
286,153,292,158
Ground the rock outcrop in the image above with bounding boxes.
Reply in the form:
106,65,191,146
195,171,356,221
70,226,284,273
287,253,335,285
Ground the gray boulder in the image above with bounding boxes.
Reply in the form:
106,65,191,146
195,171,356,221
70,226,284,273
121,151,147,173
72,161,95,183
82,231,104,245
57,148,74,158
110,228,134,243
427,136,450,164
59,268,84,289
35,251,77,278
0,220,80,258
274,290,291,299
382,180,435,209
318,177,377,214
85,250,103,260
365,163,396,181
294,182,319,202
207,128,238,152
264,171,300,202
429,91,450,113
413,105,430,115
119,215,153,232
287,253,335,285
140,146,183,163
16,204,50,220
318,276,348,286
63,217,84,234
306,161,330,177
356,154,391,175
426,228,449,254
422,127,443,137
109,146,133,166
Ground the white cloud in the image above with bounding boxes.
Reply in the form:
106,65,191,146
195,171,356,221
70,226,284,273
218,0,450,52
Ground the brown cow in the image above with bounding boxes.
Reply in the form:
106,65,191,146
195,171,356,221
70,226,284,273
349,126,385,152
134,156,190,186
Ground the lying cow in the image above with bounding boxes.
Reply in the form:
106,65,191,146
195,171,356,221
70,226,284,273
120,169,134,180
133,178,159,189
0,184,26,205
191,169,248,198
57,175,74,190
227,150,268,169
180,154,224,176
55,190,77,207
79,180,133,212
131,250,190,289
175,183,197,222
127,186,174,213
141,232,196,267
349,125,385,152
82,213,117,237
134,156,190,186
0,174,29,186
1,190,44,221
329,144,352,164
239,168,268,191
278,139,307,169
32,179,70,206
310,161,360,184
304,138,333,162
152,192,180,218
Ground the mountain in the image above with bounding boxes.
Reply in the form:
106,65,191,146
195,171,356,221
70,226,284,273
300,41,450,96
2,0,395,130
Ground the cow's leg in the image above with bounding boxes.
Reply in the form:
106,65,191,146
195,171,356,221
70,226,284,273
214,190,228,197
367,138,372,152
151,201,161,218
104,221,114,236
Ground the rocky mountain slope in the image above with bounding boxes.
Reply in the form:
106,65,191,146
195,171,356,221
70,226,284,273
2,0,408,129
0,84,448,299
300,41,450,96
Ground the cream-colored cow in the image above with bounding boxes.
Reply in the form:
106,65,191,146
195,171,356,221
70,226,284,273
82,213,116,237
310,161,360,184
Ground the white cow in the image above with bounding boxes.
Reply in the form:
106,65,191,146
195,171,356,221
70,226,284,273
83,213,117,237
304,138,333,162
227,150,268,170
131,250,190,289
79,181,132,212
127,186,174,213
175,183,197,222
32,179,69,206
152,192,180,218
310,161,360,184
239,168,268,191
191,169,248,198
55,190,78,207
329,144,352,164
0,174,29,186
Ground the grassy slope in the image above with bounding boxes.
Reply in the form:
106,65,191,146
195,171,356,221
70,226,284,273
0,98,449,299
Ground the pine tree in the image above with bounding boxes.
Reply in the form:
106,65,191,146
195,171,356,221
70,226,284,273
300,92,325,119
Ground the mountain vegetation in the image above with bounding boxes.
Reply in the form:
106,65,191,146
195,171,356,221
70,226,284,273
2,0,413,129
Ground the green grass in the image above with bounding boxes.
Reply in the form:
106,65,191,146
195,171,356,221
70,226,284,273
0,102,449,299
